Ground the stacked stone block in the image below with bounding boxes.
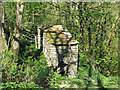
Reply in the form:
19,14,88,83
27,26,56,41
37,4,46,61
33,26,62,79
43,25,79,78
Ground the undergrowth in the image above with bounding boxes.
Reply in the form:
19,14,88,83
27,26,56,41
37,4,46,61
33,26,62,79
1,39,118,89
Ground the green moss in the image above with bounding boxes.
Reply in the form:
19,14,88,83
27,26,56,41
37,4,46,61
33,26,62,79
58,34,68,38
49,39,67,45
44,29,55,32
44,27,78,45
46,33,57,39
44,27,65,33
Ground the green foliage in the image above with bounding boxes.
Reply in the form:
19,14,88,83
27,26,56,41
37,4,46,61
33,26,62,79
2,42,50,88
4,2,17,34
2,2,119,89
48,70,66,88
48,64,118,88
2,81,41,88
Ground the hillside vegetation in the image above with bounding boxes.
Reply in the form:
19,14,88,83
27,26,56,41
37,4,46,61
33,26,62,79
0,2,119,88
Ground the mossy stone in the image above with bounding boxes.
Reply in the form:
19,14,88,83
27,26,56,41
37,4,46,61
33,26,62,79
44,27,78,45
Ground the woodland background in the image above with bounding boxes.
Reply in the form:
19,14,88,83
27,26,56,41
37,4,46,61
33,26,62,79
0,1,119,88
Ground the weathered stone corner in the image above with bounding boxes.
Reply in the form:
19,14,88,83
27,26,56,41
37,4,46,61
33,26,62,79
43,25,79,78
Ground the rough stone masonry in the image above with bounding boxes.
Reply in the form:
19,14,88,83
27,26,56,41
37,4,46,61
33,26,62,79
43,25,79,78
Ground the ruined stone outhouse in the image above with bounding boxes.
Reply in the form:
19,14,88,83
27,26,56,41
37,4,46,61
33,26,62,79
43,25,79,78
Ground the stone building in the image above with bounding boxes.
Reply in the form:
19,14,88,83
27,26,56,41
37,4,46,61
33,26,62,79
43,25,79,78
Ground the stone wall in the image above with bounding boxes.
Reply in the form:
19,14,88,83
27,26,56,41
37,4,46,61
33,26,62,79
43,32,78,78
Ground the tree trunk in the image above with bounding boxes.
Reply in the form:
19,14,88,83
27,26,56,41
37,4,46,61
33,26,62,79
35,35,37,49
38,26,43,51
118,2,120,80
38,26,40,49
0,1,7,52
0,2,5,87
12,0,24,55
